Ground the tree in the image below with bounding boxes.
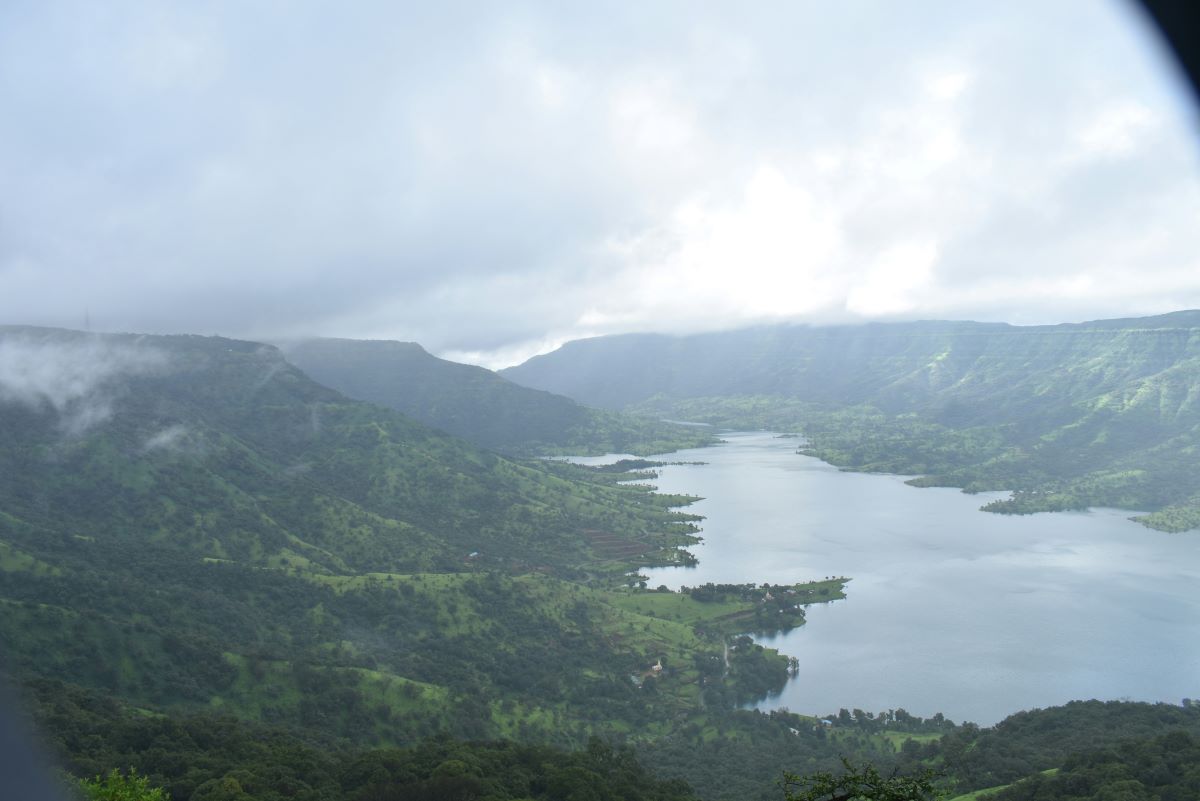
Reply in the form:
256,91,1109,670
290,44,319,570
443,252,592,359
78,769,169,801
782,759,940,801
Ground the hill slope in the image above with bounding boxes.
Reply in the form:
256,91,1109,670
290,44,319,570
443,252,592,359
0,326,703,576
0,326,817,776
502,313,1200,528
282,337,715,456
28,678,1200,801
8,325,1198,801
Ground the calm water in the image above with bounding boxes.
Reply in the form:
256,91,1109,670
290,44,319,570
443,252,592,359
630,431,1200,725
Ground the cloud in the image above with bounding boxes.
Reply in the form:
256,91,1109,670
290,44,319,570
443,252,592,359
142,424,192,453
1075,102,1157,158
0,334,167,433
927,72,972,101
0,1,1196,367
846,242,940,317
594,165,847,329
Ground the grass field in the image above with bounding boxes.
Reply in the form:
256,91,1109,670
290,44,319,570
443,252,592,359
878,730,943,749
607,578,848,636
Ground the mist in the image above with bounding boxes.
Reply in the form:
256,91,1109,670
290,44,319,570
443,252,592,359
0,332,166,433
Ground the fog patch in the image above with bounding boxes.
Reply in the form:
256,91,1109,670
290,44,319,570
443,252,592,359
0,335,167,433
141,424,191,452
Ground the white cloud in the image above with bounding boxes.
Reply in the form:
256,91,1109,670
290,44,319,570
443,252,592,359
1076,102,1157,157
610,165,846,325
928,72,972,101
143,424,191,452
0,335,166,433
0,0,1196,367
608,78,699,156
846,242,939,317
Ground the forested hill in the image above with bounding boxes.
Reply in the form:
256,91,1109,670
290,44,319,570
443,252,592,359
0,325,698,575
24,677,1200,801
0,324,818,796
502,312,1200,529
282,337,715,456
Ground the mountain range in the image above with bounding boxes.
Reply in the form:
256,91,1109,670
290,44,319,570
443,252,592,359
280,337,714,456
3,317,1200,801
502,311,1200,530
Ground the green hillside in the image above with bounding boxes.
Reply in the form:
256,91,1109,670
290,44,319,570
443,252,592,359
501,313,1200,529
0,326,705,579
6,324,1200,801
0,325,846,798
897,699,1200,801
23,679,703,801
985,731,1200,801
282,338,716,456
27,678,1200,801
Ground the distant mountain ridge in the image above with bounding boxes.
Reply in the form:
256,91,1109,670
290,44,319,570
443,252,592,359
282,337,715,455
501,311,1200,412
501,312,1200,529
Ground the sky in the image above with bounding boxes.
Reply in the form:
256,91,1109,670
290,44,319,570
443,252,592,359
1,1,1198,368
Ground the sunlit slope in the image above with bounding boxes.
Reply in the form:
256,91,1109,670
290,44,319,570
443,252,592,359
0,326,696,574
282,337,715,456
502,312,1200,528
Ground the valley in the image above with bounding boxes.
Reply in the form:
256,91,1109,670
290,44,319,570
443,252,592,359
7,3,1200,797
3,317,1199,801
502,314,1200,531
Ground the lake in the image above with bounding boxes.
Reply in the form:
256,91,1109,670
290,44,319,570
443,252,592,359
625,431,1200,725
